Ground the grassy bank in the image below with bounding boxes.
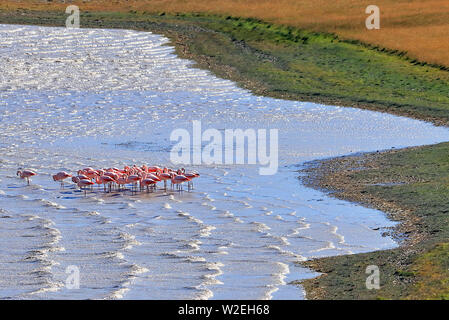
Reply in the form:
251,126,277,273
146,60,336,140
300,142,449,299
1,7,449,300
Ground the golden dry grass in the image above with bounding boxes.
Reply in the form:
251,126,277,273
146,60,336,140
2,0,449,66
408,243,449,299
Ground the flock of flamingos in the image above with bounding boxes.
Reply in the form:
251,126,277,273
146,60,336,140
16,165,200,195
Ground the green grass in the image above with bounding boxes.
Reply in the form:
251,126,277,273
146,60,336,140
409,243,449,299
168,14,449,124
1,9,449,124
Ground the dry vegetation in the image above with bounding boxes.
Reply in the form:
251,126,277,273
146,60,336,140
2,0,449,67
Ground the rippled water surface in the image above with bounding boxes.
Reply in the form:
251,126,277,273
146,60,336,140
1,25,448,299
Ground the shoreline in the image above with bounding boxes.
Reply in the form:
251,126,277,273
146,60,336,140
1,9,449,127
1,8,449,299
300,148,423,246
299,143,449,299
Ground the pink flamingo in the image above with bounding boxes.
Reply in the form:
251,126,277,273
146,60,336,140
84,170,97,180
171,173,191,191
143,173,160,189
116,175,128,191
67,165,199,194
141,178,156,192
77,179,94,196
184,171,200,190
146,173,161,182
147,166,162,174
126,174,141,193
95,175,117,192
158,172,172,190
95,169,105,176
17,169,37,185
52,171,72,188
77,174,90,180
104,171,120,181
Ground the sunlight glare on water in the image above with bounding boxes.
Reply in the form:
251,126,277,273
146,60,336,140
0,25,448,300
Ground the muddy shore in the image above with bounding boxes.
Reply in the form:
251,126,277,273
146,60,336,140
299,143,449,299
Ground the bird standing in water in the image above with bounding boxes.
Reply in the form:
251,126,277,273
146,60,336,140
17,169,37,185
171,173,191,191
52,171,72,188
77,179,94,196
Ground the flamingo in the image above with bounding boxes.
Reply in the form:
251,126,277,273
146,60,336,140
95,175,117,192
143,173,160,190
158,172,172,190
104,171,120,181
147,166,162,174
17,169,37,185
95,169,105,177
77,179,94,196
85,170,97,180
52,171,72,188
47,165,199,195
126,174,141,193
171,174,191,191
184,171,200,190
116,175,128,191
141,178,156,192
145,173,161,182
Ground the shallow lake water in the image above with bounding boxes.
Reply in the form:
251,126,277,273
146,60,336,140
0,24,448,299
